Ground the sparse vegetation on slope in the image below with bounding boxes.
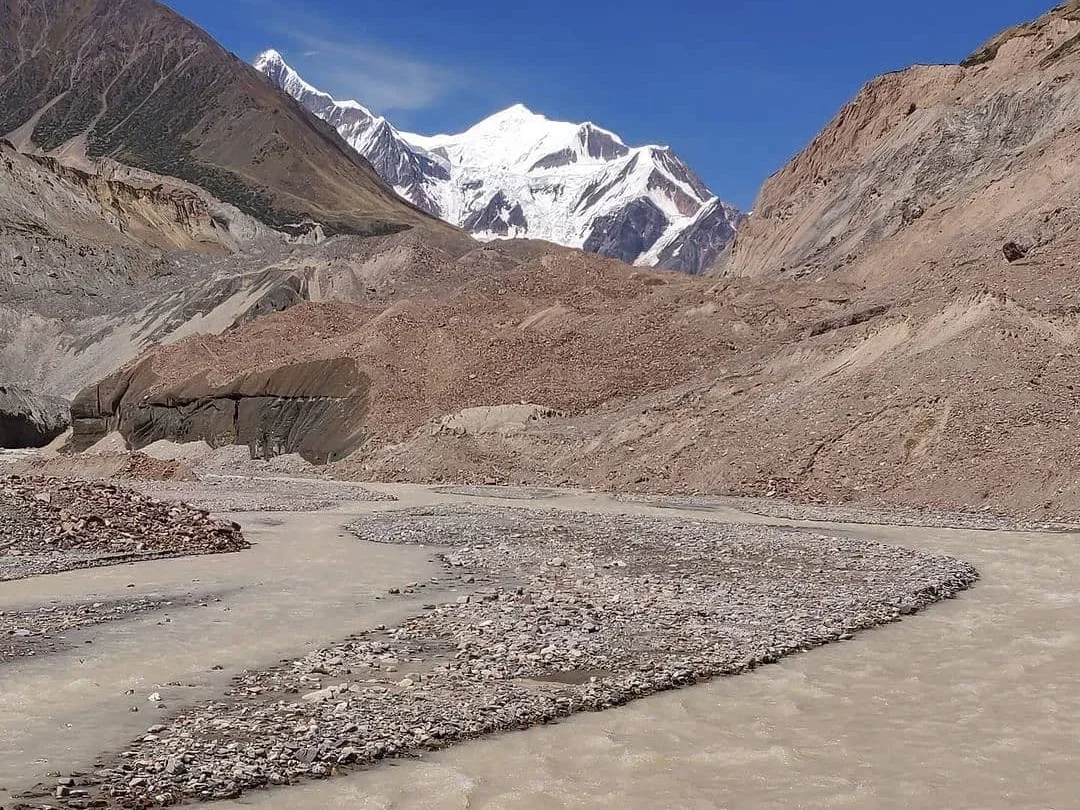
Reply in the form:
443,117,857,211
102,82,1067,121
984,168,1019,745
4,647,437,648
0,0,441,237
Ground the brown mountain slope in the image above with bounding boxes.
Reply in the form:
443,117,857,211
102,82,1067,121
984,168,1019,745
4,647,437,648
0,0,444,237
70,251,854,461
718,0,1080,286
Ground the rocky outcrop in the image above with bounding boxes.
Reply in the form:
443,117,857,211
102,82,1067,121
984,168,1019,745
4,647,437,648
72,358,371,464
460,192,528,236
0,386,70,448
583,198,669,263
656,198,746,275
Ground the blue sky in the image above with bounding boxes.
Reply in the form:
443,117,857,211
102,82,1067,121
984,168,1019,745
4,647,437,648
165,0,1050,209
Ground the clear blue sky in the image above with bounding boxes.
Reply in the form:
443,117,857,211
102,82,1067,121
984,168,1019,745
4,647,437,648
165,0,1050,210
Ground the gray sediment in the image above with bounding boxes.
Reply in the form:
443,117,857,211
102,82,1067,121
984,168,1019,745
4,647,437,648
1,593,218,664
41,504,978,808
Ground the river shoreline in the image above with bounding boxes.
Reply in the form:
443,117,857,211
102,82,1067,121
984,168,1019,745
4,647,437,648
22,503,977,809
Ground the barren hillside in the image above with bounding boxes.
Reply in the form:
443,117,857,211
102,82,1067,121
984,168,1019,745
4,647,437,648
16,2,1080,519
0,136,476,397
718,0,1080,286
79,1,1080,520
72,249,855,460
0,0,445,238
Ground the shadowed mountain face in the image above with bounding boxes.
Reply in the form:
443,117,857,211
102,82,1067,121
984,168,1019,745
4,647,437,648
0,0,442,238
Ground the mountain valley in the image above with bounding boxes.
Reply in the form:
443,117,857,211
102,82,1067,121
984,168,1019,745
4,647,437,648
3,0,1080,521
5,3,1080,809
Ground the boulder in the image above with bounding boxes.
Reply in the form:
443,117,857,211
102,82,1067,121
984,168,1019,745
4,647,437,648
1002,241,1028,262
0,385,71,448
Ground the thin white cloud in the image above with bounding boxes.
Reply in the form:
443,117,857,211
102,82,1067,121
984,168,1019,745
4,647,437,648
280,29,458,112
226,0,462,113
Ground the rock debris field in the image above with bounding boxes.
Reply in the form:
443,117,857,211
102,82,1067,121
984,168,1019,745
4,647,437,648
0,477,249,582
31,504,978,809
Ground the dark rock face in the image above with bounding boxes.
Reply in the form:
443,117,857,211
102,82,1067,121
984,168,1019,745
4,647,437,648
461,192,528,236
583,198,669,264
656,200,746,275
530,148,578,171
232,274,308,327
579,124,631,161
652,148,712,202
354,120,449,216
71,358,370,463
1002,241,1028,262
0,386,71,448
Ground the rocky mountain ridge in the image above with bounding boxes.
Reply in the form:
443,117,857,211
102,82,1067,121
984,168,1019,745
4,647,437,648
717,0,1080,282
254,50,744,274
0,0,443,240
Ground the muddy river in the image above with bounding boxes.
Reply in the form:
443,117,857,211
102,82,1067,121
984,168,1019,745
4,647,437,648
2,485,1076,809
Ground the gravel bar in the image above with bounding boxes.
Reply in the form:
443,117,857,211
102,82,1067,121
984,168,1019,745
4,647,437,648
614,493,1076,532
0,477,249,582
41,505,977,808
1,594,210,664
130,476,397,514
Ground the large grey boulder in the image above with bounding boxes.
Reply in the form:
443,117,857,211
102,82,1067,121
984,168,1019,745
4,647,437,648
0,385,71,448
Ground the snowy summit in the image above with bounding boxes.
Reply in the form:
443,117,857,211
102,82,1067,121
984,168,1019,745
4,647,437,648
254,50,744,273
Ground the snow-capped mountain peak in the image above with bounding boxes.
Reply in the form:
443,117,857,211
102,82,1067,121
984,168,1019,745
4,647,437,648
405,104,629,175
254,51,744,273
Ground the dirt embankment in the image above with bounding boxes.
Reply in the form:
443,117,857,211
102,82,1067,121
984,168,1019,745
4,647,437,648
68,250,855,463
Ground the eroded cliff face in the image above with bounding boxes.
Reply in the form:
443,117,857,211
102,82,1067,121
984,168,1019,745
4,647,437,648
719,3,1080,285
0,386,70,448
24,153,248,253
71,357,370,463
0,140,281,395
